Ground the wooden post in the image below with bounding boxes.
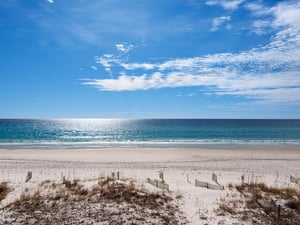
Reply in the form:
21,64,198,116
212,173,218,183
25,171,32,183
62,175,66,184
159,172,164,183
187,174,191,183
111,172,115,179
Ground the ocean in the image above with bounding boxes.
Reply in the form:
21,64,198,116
0,119,300,149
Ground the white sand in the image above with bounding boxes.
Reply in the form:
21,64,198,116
1,147,300,224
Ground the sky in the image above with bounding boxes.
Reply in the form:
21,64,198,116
1,0,300,119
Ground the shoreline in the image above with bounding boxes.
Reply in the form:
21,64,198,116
1,142,300,151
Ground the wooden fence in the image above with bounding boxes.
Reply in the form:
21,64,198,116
195,179,224,190
147,178,169,191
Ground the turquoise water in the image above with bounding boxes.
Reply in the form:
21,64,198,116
0,119,300,149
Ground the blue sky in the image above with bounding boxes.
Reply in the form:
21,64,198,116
1,0,300,118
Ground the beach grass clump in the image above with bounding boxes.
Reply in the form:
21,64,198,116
218,182,300,224
12,188,43,207
0,178,187,225
218,202,237,215
64,179,89,196
247,182,299,198
91,177,173,210
0,182,9,202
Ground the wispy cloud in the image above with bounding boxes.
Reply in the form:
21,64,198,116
244,1,300,36
210,16,231,32
177,92,197,97
206,0,244,10
244,2,271,16
31,1,154,46
251,20,271,35
95,54,121,75
115,43,134,53
30,1,202,47
91,66,98,70
82,1,300,103
271,1,300,28
121,63,155,70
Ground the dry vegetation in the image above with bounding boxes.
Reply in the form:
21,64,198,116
0,182,9,202
0,178,187,225
217,182,300,225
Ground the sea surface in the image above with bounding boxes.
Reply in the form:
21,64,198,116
0,119,300,149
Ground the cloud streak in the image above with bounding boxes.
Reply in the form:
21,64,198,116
32,0,205,48
206,0,244,10
115,43,134,53
82,1,300,103
210,16,231,32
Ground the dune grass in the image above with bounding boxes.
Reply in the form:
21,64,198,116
1,178,186,225
218,182,300,224
0,182,9,202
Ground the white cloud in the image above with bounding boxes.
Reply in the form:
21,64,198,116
121,63,156,70
82,1,300,104
46,0,55,3
177,93,197,97
91,66,98,70
243,2,273,36
210,16,231,32
82,68,300,95
244,2,271,16
216,87,300,103
115,43,134,53
252,20,271,35
271,2,300,28
95,54,120,74
245,2,300,36
206,0,244,10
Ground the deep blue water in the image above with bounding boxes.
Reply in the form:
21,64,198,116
0,119,300,149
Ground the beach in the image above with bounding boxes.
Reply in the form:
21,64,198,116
2,0,300,223
1,147,300,224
